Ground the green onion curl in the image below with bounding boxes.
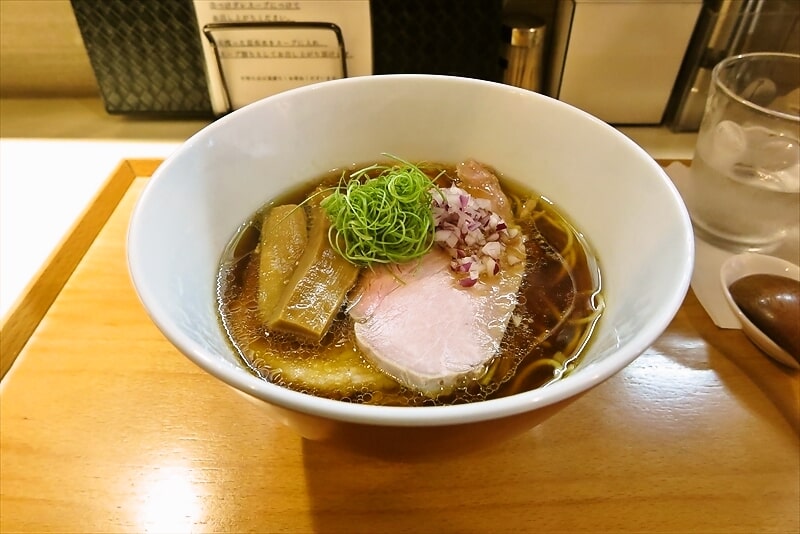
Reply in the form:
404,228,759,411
320,156,438,266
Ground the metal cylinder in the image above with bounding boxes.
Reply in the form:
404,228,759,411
501,15,546,92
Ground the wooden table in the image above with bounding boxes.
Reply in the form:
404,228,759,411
1,160,798,534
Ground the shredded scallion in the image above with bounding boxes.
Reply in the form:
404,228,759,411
320,156,437,266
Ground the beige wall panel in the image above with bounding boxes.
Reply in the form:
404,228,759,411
0,0,98,97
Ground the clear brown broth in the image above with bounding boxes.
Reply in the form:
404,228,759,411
216,162,603,406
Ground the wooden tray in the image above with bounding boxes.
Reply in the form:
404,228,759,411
1,160,797,533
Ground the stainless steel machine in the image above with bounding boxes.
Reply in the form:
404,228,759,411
666,0,800,132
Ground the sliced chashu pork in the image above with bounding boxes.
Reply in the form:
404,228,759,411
348,161,525,395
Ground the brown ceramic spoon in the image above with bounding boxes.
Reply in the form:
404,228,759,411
729,274,800,366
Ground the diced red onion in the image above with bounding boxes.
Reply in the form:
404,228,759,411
430,184,520,288
474,198,492,210
482,256,497,276
481,241,504,259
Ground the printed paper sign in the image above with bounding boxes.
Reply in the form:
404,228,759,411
193,1,372,114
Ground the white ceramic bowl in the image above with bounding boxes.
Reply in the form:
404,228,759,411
128,75,694,458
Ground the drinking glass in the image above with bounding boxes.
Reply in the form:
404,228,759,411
688,52,800,252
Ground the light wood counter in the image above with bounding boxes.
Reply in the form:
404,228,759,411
1,160,797,533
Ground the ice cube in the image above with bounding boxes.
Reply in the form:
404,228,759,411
735,125,800,191
744,126,800,172
771,163,800,193
706,120,747,170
